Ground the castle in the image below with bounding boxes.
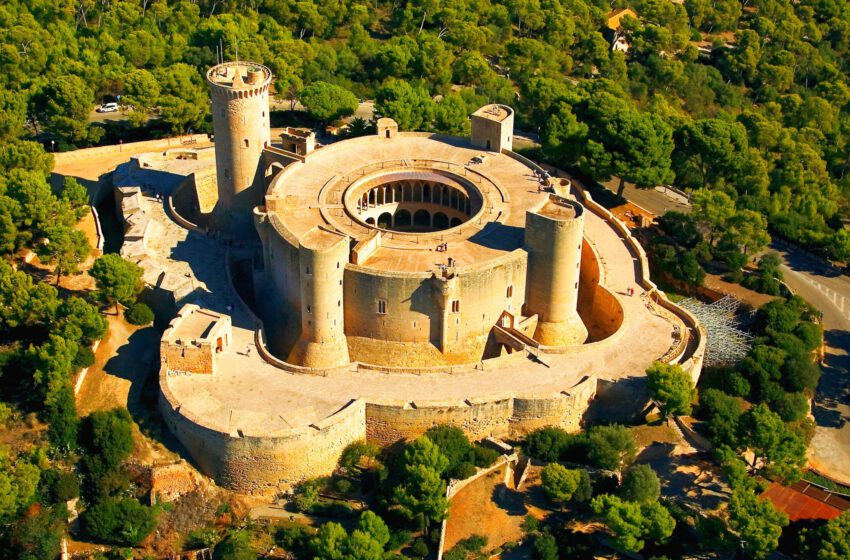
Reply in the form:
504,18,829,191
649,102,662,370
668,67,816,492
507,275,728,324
152,61,704,493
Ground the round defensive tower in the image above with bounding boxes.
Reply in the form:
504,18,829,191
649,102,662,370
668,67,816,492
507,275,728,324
207,61,272,236
287,227,351,369
524,196,588,346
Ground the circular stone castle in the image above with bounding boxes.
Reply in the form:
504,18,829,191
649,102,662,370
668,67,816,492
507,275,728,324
151,61,705,494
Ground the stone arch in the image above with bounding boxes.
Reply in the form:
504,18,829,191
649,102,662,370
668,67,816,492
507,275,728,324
366,217,376,226
433,212,449,230
413,182,422,202
413,209,430,228
368,189,376,206
423,183,431,202
395,209,411,227
450,217,462,228
377,212,393,229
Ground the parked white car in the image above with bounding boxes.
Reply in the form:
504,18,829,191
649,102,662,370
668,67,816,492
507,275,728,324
96,102,119,113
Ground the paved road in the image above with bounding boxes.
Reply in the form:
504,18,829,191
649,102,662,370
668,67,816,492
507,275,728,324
772,245,850,484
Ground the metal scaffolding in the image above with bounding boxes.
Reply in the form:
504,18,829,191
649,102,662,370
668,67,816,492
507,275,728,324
678,295,753,367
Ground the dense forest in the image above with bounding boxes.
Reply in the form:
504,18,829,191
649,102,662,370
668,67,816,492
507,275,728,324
0,0,847,259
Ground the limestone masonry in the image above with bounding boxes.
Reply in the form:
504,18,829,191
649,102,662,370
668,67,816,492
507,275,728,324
148,61,706,494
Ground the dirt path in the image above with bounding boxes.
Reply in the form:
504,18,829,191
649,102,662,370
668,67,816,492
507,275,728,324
76,313,159,415
444,467,548,553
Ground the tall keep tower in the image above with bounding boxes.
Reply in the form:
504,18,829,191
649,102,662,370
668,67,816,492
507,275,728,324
524,195,588,346
207,61,272,235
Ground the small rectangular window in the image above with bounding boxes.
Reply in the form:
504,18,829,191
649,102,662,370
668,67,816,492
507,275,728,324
305,266,311,275
506,285,513,298
377,300,387,314
451,300,460,313
306,305,311,314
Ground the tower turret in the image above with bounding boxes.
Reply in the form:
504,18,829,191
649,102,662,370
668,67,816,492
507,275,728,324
287,228,350,369
207,61,272,236
524,195,588,346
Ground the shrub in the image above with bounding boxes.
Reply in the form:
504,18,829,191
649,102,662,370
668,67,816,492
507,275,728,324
533,533,558,560
521,514,539,533
292,482,318,512
523,427,574,462
620,464,661,503
333,477,352,494
82,498,157,546
410,538,430,558
39,469,80,505
73,345,95,369
453,462,478,480
386,529,412,551
124,303,154,325
185,527,220,549
472,444,500,467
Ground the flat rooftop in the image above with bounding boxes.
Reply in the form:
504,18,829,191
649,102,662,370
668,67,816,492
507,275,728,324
472,104,512,122
171,309,223,341
264,133,545,274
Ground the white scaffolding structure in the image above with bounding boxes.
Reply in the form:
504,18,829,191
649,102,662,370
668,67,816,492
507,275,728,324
678,295,753,367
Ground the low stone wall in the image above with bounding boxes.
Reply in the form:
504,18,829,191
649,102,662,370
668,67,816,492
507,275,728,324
53,134,211,164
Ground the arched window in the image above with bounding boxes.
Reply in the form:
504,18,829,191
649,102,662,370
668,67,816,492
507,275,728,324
413,209,430,228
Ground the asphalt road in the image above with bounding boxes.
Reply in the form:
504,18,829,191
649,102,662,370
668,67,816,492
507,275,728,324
773,244,850,485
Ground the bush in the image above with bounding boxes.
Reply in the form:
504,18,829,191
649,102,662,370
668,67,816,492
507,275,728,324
620,464,661,503
523,427,576,462
292,482,318,512
124,303,154,325
533,533,558,560
82,498,157,546
472,444,500,467
521,515,539,533
39,469,80,505
386,529,412,551
410,538,430,558
333,477,352,494
73,345,95,369
185,527,221,549
453,462,478,480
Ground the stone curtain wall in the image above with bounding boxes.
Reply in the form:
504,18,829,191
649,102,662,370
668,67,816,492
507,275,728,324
365,375,597,447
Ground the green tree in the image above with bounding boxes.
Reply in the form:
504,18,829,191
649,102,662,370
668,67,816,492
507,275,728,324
0,447,41,519
802,510,850,560
591,494,676,553
433,94,469,136
60,177,89,220
580,94,675,199
355,511,390,548
81,498,157,546
57,296,107,343
33,75,102,146
541,463,582,507
737,403,806,482
727,488,788,559
375,79,435,131
672,119,749,190
392,436,449,532
619,464,661,503
646,362,696,418
36,225,90,285
699,388,743,446
80,408,134,476
123,69,161,127
310,522,348,560
587,425,636,481
532,533,558,560
523,427,576,463
299,81,358,123
90,254,143,314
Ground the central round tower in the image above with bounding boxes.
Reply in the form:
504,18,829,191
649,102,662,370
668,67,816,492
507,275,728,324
207,61,272,236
